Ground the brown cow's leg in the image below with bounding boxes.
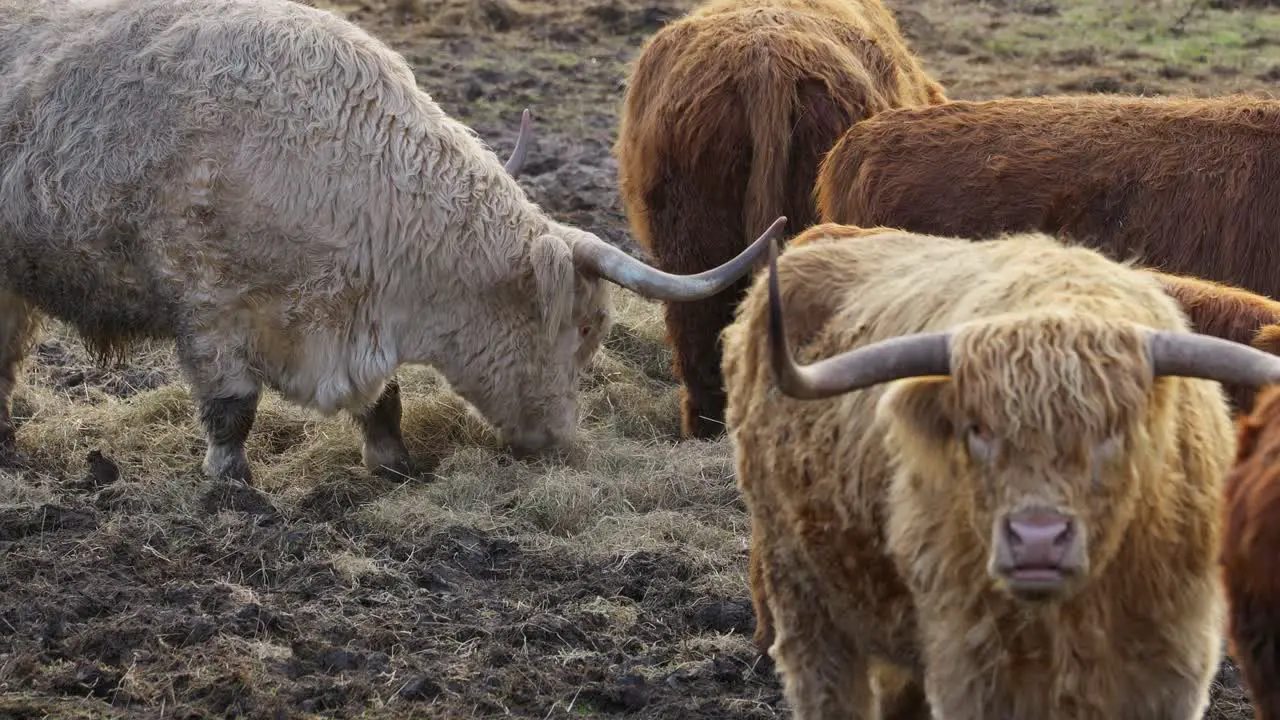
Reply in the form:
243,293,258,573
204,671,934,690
748,523,776,655
351,376,414,479
667,281,743,440
0,292,38,463
768,558,875,718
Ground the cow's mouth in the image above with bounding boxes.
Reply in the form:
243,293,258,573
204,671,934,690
1003,564,1070,600
1009,566,1066,583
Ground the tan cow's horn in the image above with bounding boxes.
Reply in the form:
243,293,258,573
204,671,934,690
504,108,533,176
574,216,788,302
767,237,951,400
1148,331,1280,386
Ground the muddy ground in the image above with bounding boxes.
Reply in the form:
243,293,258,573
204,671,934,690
2,0,1279,718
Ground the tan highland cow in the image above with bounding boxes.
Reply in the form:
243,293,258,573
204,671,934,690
723,223,1280,718
615,0,946,439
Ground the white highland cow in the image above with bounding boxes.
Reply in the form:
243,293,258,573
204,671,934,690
0,0,784,482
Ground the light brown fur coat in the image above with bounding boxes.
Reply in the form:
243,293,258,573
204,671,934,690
723,224,1233,719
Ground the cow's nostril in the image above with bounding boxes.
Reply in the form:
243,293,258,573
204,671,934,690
1053,520,1074,547
1004,518,1023,546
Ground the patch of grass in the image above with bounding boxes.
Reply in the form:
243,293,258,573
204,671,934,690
916,0,1280,98
986,0,1279,80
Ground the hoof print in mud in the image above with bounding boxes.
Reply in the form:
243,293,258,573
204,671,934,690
84,449,121,487
687,597,756,635
297,474,396,521
397,675,445,702
580,674,651,714
200,481,277,516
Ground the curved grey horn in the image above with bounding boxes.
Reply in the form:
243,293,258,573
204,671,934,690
767,237,951,400
504,108,533,176
573,215,788,302
1148,331,1280,387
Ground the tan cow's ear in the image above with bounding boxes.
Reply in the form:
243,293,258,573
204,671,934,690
528,233,575,341
876,376,954,446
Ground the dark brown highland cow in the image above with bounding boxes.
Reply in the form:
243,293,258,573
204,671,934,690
614,0,946,439
818,94,1279,296
1222,384,1280,720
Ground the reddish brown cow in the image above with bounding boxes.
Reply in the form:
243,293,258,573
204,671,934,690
615,0,946,439
1222,384,1280,720
815,93,1280,316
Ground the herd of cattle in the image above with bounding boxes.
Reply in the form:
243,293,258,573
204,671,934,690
1,0,1278,717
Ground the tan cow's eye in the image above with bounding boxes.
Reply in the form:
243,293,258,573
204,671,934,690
966,422,995,462
968,422,992,442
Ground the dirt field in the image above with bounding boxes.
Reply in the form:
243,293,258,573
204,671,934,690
2,0,1278,718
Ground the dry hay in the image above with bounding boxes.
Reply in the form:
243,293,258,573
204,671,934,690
1,288,776,718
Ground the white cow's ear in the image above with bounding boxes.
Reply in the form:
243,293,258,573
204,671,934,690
528,234,575,340
876,376,953,445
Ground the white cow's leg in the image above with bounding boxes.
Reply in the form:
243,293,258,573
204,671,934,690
176,335,261,483
351,375,414,478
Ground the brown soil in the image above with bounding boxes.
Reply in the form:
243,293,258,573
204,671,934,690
2,0,1277,718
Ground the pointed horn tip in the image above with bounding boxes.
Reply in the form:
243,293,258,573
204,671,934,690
504,108,534,175
766,236,788,367
751,216,788,259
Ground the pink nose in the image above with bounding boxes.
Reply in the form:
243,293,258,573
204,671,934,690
1004,511,1075,568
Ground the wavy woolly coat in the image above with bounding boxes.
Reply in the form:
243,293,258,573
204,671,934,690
816,93,1280,302
614,0,945,439
722,223,1234,719
1221,384,1280,720
0,0,616,478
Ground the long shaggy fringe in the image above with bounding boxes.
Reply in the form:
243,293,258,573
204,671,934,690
949,311,1153,441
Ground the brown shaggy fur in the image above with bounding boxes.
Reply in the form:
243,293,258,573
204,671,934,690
747,243,1280,656
723,223,1233,718
614,0,945,439
1222,384,1280,720
816,93,1280,303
